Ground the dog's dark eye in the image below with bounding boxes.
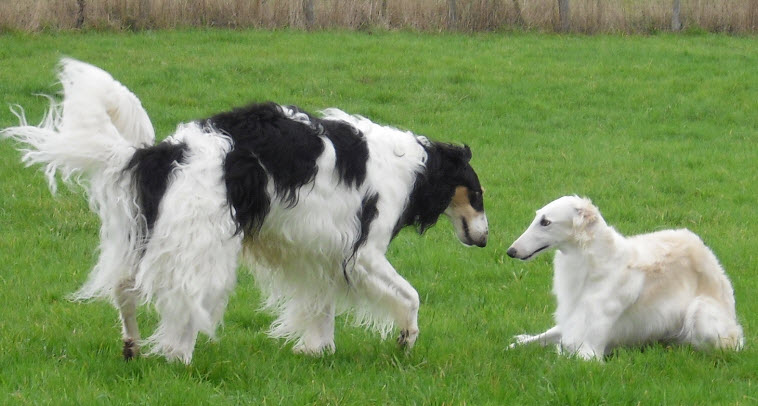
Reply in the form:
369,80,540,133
467,189,484,211
540,217,551,227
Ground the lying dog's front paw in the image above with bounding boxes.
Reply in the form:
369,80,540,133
507,334,534,349
514,334,534,343
397,328,419,349
574,345,604,361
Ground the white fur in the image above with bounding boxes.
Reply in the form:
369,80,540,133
507,196,743,360
1,59,470,363
244,109,428,354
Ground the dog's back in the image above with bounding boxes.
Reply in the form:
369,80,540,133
626,229,736,314
601,228,742,350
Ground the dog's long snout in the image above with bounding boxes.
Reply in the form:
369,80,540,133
506,247,518,258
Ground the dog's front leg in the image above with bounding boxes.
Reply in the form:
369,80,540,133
558,339,606,361
508,325,561,349
559,332,608,361
559,302,620,361
358,252,420,349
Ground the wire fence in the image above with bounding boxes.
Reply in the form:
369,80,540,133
2,0,756,33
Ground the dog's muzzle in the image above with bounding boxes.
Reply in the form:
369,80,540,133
463,212,488,248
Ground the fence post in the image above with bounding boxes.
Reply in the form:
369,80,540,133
448,0,457,29
303,0,315,29
558,0,570,32
76,0,85,28
672,0,682,31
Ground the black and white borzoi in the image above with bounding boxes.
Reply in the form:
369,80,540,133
2,59,488,363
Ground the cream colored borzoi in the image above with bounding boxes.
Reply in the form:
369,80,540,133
507,195,743,360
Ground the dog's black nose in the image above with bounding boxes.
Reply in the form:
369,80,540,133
506,247,518,258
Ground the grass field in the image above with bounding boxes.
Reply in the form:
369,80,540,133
1,31,757,404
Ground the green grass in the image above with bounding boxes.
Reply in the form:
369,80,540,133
1,30,757,405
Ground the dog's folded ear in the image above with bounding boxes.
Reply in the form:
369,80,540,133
575,207,598,225
572,198,599,244
574,197,598,222
436,142,471,164
462,144,472,162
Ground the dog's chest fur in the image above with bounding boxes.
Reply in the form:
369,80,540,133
552,238,645,328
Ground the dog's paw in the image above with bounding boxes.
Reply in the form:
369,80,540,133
507,334,534,349
122,339,139,361
558,342,604,361
514,334,534,343
292,340,336,356
397,328,419,349
574,346,604,362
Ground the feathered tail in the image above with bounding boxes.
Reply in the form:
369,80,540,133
2,58,155,302
2,57,155,192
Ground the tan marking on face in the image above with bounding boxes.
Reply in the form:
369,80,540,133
450,186,478,220
447,186,488,247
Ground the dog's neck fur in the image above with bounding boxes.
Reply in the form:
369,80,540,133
558,215,625,268
553,217,626,320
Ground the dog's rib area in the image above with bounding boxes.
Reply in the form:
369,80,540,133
202,102,370,235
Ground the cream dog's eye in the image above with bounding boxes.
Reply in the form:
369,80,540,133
540,217,551,227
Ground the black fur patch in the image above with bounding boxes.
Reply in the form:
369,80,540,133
205,102,324,209
344,192,380,283
393,142,483,237
223,148,270,235
321,119,369,188
126,142,188,231
283,105,369,188
203,102,369,235
354,193,380,253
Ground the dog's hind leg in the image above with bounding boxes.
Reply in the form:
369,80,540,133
356,251,420,349
137,198,242,363
682,296,744,351
115,277,141,360
141,231,242,364
291,299,337,355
